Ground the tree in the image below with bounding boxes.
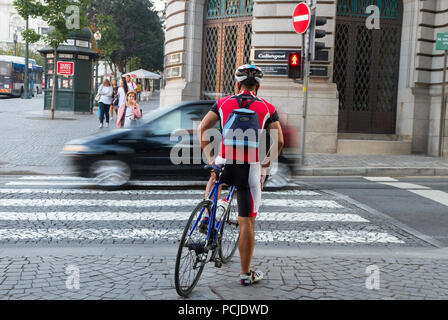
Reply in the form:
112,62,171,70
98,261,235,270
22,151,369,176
13,0,89,120
88,0,164,74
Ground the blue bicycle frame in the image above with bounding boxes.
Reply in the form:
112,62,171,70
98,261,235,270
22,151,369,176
189,179,236,247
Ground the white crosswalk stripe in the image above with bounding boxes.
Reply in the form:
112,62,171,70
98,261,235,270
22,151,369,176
0,211,369,222
0,176,408,245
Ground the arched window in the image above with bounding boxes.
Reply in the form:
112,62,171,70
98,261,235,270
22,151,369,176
201,0,253,100
333,0,403,134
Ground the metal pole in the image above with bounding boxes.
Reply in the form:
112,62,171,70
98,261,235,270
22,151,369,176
24,18,30,99
300,29,310,166
439,50,447,157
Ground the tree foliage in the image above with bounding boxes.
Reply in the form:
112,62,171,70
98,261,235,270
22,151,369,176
88,0,164,73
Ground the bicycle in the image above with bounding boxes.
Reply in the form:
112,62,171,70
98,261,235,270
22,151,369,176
174,165,240,297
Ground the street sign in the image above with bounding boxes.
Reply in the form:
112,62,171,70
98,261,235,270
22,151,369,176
57,61,74,76
292,2,311,34
436,32,448,51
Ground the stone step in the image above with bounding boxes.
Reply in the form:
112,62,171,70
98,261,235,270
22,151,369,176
337,139,412,155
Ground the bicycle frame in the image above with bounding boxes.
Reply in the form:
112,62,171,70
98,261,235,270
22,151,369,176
189,178,236,248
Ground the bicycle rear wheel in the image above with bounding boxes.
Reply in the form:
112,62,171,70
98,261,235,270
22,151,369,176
218,194,240,264
175,200,211,297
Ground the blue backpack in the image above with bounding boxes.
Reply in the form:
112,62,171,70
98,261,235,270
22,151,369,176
223,94,261,149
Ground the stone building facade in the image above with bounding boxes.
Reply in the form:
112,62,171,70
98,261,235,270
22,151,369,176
0,0,49,51
161,0,448,156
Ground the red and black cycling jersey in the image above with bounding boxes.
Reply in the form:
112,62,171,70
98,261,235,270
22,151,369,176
211,90,279,163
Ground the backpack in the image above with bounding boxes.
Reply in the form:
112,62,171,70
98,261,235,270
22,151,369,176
222,94,261,149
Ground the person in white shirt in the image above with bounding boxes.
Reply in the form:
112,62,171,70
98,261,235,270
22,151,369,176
126,75,137,92
117,77,129,113
97,79,113,128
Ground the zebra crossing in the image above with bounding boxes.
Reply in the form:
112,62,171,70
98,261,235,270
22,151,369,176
0,175,415,246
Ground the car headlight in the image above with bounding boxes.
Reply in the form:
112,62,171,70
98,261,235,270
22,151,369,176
62,145,89,153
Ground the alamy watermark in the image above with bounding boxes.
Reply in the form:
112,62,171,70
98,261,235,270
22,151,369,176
366,5,380,30
66,265,80,290
170,128,280,174
66,5,80,30
365,265,380,290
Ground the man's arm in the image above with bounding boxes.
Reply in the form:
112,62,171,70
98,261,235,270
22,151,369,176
261,121,284,176
198,111,220,164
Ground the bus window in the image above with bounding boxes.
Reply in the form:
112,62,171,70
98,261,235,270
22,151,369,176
0,61,11,77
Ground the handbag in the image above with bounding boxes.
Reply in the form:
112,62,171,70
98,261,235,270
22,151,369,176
113,97,119,106
95,92,101,102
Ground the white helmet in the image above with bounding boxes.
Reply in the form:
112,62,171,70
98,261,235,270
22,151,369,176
235,64,263,86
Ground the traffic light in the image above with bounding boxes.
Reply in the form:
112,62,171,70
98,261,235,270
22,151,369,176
309,7,327,61
287,52,301,79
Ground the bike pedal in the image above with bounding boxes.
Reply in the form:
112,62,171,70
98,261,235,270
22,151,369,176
214,259,222,268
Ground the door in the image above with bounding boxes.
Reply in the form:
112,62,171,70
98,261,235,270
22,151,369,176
333,0,403,134
201,0,253,100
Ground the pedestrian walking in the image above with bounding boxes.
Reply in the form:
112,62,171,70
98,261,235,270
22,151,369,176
97,79,113,128
116,91,142,129
136,81,142,102
110,79,119,120
117,77,129,118
126,75,137,92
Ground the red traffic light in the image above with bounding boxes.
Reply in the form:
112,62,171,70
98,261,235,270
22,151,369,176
289,52,300,66
288,52,301,79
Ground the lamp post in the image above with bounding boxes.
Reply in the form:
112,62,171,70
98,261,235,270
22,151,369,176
23,18,30,99
13,29,18,56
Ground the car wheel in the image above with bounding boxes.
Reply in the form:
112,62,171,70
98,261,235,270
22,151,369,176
264,162,292,190
90,159,131,187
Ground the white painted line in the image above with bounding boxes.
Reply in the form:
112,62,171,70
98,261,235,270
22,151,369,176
0,228,403,243
6,181,96,186
378,182,431,190
262,199,343,208
0,188,320,196
364,177,398,182
18,176,88,180
7,180,208,187
409,189,448,207
0,211,368,222
0,198,342,208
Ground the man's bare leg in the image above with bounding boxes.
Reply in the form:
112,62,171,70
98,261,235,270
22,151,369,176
238,216,255,274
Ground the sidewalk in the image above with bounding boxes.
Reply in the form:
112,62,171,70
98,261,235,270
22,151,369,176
1,93,447,177
296,153,448,177
1,246,447,300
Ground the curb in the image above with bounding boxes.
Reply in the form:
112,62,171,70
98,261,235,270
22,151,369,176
293,166,448,177
1,166,448,177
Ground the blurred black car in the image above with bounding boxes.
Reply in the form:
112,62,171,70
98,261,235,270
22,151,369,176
62,100,298,188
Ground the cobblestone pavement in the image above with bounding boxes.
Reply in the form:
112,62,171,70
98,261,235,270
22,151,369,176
0,251,448,300
0,94,160,174
0,175,447,300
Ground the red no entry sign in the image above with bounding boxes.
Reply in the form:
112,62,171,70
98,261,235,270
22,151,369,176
292,2,311,34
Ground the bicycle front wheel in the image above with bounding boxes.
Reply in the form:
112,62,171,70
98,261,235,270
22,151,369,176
218,195,240,264
174,200,211,297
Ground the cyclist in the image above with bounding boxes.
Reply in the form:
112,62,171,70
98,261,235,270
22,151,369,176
198,64,284,286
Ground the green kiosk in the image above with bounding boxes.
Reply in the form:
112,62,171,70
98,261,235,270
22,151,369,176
39,27,98,113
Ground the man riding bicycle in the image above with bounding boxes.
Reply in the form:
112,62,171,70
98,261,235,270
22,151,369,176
198,64,284,286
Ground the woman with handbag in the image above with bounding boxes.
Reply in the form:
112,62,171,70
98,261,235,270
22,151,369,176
97,79,113,128
116,91,142,128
